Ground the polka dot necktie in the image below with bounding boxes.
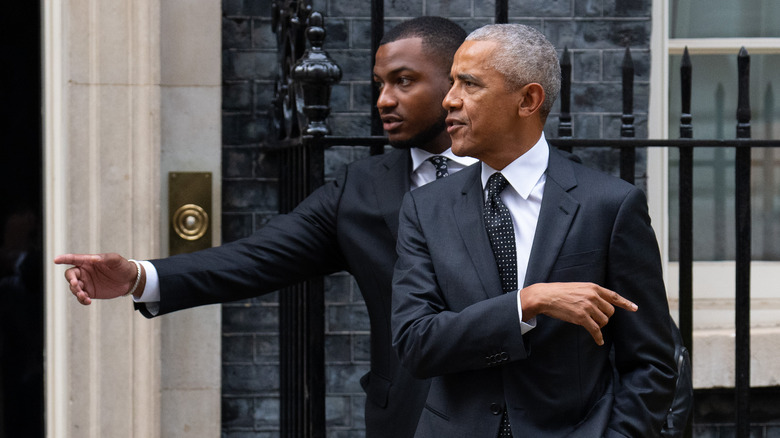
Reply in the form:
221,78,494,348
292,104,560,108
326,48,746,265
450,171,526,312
484,172,516,438
428,155,450,179
498,410,512,438
484,172,518,293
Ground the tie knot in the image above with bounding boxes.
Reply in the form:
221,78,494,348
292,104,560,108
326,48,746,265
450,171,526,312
487,172,510,196
429,155,450,179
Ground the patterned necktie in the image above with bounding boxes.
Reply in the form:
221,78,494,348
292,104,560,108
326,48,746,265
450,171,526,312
484,172,516,438
498,411,512,438
484,172,518,293
428,155,449,179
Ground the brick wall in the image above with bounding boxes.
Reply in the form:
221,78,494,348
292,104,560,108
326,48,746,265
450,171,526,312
220,0,653,436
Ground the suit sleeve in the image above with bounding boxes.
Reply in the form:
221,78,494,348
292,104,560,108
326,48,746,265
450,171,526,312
605,187,677,437
135,168,350,317
391,192,529,378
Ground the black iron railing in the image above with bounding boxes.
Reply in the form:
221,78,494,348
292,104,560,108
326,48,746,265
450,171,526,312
270,3,333,437
268,2,779,437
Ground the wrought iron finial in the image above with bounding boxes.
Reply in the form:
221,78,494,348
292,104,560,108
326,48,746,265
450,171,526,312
621,46,635,139
558,46,572,139
292,11,342,137
680,47,693,138
619,47,636,184
306,11,325,47
495,0,508,23
736,46,751,139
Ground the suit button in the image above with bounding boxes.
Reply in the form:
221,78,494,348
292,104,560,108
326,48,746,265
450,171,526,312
490,403,502,415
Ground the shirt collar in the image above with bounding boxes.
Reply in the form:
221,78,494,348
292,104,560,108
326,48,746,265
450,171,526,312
411,147,479,174
480,132,550,199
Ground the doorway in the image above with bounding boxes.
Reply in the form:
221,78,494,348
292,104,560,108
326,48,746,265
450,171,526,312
0,2,45,437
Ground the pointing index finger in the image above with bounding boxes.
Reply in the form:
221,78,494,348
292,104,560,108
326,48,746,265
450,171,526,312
606,289,638,312
54,254,102,266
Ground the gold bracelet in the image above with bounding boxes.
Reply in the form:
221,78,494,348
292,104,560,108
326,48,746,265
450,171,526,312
125,259,142,296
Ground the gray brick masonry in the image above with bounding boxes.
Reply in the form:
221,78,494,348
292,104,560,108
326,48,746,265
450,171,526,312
220,1,676,437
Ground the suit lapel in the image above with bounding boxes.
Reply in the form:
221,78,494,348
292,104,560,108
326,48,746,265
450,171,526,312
373,149,411,240
454,165,504,300
524,148,580,286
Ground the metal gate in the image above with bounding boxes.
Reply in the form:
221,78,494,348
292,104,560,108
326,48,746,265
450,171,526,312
268,1,780,437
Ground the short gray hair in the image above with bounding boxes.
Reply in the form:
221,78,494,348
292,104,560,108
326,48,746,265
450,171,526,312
466,24,561,120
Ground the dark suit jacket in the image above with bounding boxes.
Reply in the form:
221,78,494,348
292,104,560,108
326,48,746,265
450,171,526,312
392,147,677,438
136,149,429,438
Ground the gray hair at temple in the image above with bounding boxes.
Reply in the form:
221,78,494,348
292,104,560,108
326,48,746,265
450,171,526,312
466,24,561,120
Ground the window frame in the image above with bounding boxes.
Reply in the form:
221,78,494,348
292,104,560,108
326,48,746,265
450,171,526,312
648,1,780,388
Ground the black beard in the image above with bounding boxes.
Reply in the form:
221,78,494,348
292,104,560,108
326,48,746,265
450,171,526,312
389,116,447,150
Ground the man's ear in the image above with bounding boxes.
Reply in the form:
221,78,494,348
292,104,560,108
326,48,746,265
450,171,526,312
517,83,545,118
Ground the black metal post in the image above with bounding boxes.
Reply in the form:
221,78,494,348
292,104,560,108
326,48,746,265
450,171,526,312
678,46,694,359
734,46,752,438
678,47,694,438
274,6,341,437
620,47,636,184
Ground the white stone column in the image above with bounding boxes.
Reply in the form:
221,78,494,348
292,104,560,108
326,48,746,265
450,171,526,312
44,0,221,436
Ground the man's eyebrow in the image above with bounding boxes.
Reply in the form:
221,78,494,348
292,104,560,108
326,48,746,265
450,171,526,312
456,72,481,84
375,66,418,78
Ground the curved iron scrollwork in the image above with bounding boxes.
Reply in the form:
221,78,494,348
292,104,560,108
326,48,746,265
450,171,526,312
271,1,341,142
271,0,308,141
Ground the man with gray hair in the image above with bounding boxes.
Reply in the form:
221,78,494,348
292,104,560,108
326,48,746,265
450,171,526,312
391,24,677,437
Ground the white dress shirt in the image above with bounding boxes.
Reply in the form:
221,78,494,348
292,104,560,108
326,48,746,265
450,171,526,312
480,133,550,334
135,147,478,308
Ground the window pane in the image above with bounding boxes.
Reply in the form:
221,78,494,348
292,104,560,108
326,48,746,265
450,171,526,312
671,0,780,38
668,54,780,261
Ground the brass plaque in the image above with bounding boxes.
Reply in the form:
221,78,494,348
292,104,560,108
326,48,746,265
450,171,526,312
169,172,212,255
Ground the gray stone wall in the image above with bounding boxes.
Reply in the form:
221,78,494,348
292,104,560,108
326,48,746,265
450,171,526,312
220,0,653,437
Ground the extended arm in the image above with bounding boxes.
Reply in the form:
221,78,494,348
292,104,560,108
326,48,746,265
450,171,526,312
55,167,351,314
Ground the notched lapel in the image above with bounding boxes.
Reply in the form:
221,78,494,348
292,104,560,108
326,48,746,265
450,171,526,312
524,150,580,287
454,167,504,300
373,150,411,240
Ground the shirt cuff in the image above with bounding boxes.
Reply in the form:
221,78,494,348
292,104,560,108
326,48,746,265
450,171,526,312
133,260,161,303
517,290,536,335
